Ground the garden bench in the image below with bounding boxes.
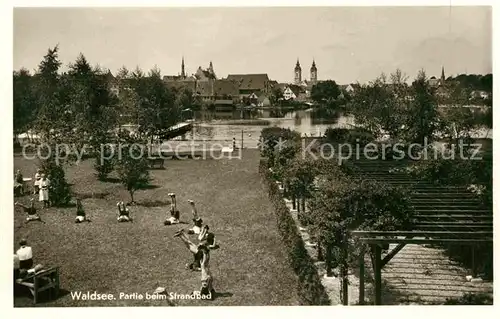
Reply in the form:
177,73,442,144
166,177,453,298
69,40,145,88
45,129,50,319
16,267,60,304
148,157,165,169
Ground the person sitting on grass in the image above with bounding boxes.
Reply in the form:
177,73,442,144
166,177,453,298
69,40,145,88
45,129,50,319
174,229,206,271
199,246,215,300
164,193,180,225
198,225,218,249
187,200,203,235
117,201,132,222
15,199,44,223
75,199,90,223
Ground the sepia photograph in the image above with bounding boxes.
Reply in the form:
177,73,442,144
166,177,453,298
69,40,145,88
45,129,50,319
9,3,493,309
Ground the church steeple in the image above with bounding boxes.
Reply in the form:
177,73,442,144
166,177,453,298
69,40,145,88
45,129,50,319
440,66,445,85
181,56,186,78
294,59,302,84
310,59,317,84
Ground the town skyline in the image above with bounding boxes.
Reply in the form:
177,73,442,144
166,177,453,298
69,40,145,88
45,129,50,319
14,6,492,84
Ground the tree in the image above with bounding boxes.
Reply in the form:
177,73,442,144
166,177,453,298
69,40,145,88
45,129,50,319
269,87,284,106
33,45,63,142
13,68,37,144
39,149,72,206
114,132,150,204
406,70,440,145
308,177,414,291
66,54,119,179
349,70,410,141
310,80,341,109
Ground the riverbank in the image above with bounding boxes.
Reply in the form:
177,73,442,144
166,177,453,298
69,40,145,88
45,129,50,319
204,119,271,126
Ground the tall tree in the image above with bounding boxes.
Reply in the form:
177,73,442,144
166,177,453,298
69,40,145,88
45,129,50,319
407,70,440,145
13,68,37,144
33,45,63,142
310,80,341,109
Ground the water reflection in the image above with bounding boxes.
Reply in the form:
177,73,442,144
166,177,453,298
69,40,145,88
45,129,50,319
177,107,354,148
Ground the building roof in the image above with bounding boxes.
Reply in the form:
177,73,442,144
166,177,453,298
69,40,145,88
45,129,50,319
213,80,239,97
165,80,196,91
226,74,270,90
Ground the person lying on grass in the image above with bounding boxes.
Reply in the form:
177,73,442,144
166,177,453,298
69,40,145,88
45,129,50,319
187,200,203,235
199,246,215,300
164,193,180,225
117,201,132,222
75,199,91,223
174,229,206,271
15,199,44,223
198,225,218,249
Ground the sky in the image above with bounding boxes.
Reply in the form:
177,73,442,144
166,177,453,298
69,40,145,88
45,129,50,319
13,6,492,84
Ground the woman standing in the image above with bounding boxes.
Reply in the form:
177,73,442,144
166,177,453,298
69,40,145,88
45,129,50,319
38,174,50,208
33,169,42,195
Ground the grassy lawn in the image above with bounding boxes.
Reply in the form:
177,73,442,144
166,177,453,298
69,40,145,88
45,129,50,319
13,149,299,307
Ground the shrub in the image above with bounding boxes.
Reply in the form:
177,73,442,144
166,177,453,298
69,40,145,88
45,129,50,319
259,159,330,305
444,293,493,305
39,155,72,206
324,127,375,146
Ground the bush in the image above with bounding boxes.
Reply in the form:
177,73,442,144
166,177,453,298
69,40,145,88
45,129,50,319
94,145,115,181
324,127,375,146
39,156,72,206
444,292,493,305
260,159,330,305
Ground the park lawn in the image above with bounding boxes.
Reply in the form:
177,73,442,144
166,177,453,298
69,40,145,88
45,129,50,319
13,149,300,307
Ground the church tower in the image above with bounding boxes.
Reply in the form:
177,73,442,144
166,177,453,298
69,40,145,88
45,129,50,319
181,56,186,78
294,59,302,85
440,66,445,86
310,59,317,84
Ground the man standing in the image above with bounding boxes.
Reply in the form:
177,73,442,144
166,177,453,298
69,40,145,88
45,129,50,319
16,239,33,270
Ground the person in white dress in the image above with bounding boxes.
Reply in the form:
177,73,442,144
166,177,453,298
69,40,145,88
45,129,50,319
33,169,42,195
38,174,50,208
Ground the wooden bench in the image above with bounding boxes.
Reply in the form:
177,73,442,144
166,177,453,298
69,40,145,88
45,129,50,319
16,267,60,304
148,157,165,169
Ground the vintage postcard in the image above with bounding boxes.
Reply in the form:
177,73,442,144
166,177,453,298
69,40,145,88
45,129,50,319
8,2,494,311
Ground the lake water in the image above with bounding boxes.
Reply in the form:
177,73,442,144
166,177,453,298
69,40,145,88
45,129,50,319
179,109,356,149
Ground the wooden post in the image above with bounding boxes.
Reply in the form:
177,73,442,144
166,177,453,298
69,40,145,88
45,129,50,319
341,236,349,305
374,245,382,305
241,129,244,150
292,194,296,210
472,245,476,278
359,245,365,305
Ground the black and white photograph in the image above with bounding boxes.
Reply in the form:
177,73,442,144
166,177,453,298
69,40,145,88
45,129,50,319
6,1,495,311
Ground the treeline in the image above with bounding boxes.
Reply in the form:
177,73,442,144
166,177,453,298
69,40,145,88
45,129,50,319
13,45,195,205
446,73,493,92
13,45,193,145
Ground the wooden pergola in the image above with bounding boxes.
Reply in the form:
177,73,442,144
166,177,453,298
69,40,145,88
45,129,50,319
345,158,493,305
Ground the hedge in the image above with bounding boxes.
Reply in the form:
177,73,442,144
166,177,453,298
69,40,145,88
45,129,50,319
259,159,330,305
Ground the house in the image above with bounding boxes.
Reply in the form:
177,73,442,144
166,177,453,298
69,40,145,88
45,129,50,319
340,83,361,95
283,86,297,100
258,95,271,107
225,73,272,98
470,90,490,100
